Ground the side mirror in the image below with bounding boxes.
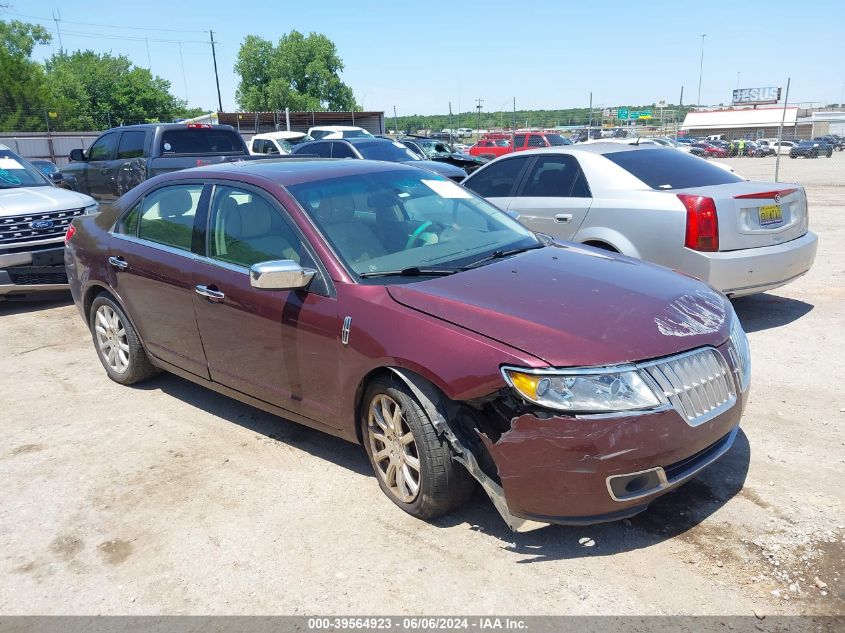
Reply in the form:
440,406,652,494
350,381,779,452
48,172,64,183
69,149,86,162
250,259,316,290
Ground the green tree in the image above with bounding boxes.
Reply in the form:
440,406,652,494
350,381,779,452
0,20,51,131
46,51,188,130
235,30,357,111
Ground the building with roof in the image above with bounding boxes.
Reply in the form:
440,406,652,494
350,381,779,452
680,107,812,140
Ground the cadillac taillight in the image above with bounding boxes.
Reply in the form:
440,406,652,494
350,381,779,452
64,223,76,244
678,194,719,252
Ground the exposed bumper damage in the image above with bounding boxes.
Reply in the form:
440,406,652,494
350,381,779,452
390,356,746,532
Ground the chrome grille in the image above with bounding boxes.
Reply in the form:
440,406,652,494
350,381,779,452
0,207,85,246
642,348,736,427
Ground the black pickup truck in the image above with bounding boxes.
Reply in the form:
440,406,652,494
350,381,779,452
60,123,253,204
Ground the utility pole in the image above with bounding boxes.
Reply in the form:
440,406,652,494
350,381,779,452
736,71,741,90
697,34,707,106
774,77,791,183
475,98,483,138
209,30,223,112
52,10,64,54
448,101,453,144
393,105,399,135
588,92,593,137
512,97,516,152
178,42,188,101
145,38,151,69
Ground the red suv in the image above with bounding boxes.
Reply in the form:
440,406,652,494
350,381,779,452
65,159,750,531
468,138,512,160
511,132,573,151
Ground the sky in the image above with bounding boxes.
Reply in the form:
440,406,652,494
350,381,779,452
4,0,844,116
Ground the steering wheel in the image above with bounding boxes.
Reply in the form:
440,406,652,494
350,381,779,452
405,221,435,249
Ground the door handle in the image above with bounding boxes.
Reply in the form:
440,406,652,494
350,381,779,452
195,284,225,301
554,213,573,223
108,256,129,270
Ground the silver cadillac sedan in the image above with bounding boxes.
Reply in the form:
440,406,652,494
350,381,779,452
462,144,817,297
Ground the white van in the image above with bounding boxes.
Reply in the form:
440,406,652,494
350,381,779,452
249,131,310,155
307,126,373,140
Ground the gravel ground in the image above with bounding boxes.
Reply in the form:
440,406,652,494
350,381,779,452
0,153,842,616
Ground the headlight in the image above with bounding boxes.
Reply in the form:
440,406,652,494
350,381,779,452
502,366,662,413
83,202,99,215
728,317,751,392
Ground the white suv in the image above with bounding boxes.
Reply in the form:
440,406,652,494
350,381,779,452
0,145,98,299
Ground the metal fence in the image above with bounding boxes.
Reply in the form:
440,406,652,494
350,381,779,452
0,132,99,166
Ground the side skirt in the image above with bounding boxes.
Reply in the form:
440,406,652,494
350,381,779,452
150,356,359,444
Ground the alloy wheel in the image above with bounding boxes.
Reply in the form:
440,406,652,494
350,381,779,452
367,394,421,503
94,304,130,374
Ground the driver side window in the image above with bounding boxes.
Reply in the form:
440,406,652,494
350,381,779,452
208,187,303,268
88,133,119,161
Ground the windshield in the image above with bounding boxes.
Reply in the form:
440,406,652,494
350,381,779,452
0,150,50,188
287,169,539,279
355,141,420,162
415,140,452,157
545,134,572,146
605,148,743,190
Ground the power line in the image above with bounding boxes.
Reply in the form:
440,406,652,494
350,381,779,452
3,11,208,34
36,24,209,45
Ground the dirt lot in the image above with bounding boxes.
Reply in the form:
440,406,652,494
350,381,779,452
0,153,842,616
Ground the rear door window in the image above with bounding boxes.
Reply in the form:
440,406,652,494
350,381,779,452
463,156,531,198
520,155,591,198
331,142,356,158
117,131,146,159
604,148,743,189
300,142,332,158
527,135,546,147
159,128,244,155
513,134,526,148
136,184,204,251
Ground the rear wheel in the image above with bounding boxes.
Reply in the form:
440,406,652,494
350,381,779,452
89,294,157,385
361,378,474,520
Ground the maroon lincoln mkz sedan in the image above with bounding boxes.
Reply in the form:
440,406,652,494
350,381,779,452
65,159,751,531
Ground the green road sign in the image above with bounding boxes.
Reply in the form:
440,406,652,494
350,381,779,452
617,108,629,120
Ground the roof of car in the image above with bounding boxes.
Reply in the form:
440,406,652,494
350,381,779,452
509,143,660,157
178,156,421,186
308,125,366,131
308,137,392,146
253,131,307,140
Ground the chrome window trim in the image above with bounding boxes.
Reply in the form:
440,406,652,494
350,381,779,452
111,232,195,259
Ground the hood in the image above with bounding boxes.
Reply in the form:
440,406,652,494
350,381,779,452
0,186,95,217
401,160,467,178
386,243,732,367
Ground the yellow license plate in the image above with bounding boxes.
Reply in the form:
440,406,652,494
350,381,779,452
758,204,783,226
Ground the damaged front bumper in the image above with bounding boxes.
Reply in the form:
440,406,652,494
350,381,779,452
479,402,743,528
391,339,748,532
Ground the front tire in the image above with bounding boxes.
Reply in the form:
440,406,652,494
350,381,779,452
361,378,474,520
89,294,157,385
